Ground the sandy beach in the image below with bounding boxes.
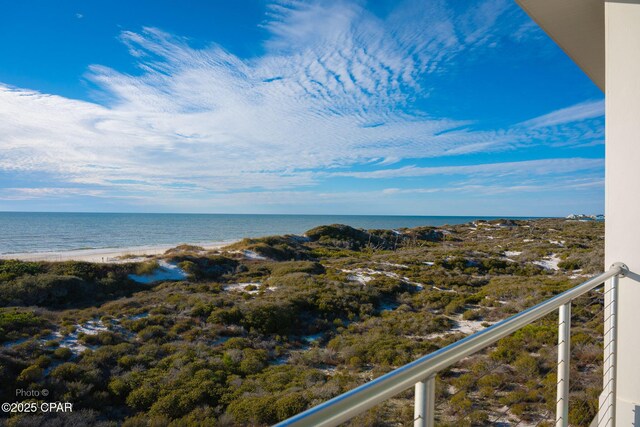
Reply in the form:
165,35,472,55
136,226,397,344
0,241,237,263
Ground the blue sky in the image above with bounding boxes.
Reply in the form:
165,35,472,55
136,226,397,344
0,0,605,216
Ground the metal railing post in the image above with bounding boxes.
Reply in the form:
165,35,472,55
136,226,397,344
414,376,435,427
598,273,619,426
556,302,571,427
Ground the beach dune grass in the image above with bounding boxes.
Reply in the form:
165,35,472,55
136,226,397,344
224,235,312,261
135,260,160,276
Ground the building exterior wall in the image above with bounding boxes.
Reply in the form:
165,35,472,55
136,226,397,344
604,1,640,424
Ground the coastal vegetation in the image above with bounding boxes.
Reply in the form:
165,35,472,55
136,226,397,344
0,218,604,426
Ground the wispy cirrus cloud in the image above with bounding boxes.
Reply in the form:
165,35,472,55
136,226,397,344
0,0,604,213
383,176,604,196
331,158,603,179
518,100,604,129
0,187,105,201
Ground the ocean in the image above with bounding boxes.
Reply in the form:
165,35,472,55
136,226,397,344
0,212,535,254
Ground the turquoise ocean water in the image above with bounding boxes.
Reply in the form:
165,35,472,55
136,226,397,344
0,212,536,254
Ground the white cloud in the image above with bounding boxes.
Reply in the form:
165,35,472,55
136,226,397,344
331,158,603,179
0,187,105,200
518,100,604,129
381,177,604,196
0,0,602,207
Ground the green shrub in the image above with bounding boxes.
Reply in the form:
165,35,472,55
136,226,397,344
226,395,277,424
274,393,308,421
1,274,85,307
367,276,405,294
450,393,472,412
242,301,297,335
208,307,242,325
53,347,73,360
0,259,43,281
165,255,238,279
306,224,384,250
177,260,197,277
80,331,122,346
50,363,83,381
462,309,482,321
137,326,166,342
127,385,158,410
514,354,540,378
17,365,43,383
444,299,465,315
0,309,44,342
239,349,268,375
136,261,159,275
558,258,583,270
270,261,325,276
49,261,105,281
164,244,205,254
226,236,310,261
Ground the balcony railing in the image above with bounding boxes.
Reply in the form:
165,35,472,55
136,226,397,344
275,262,628,427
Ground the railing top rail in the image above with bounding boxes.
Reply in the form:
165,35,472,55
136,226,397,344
275,263,627,427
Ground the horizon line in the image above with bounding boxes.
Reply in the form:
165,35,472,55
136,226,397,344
0,210,563,218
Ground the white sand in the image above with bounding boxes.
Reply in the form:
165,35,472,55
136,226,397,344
341,268,427,290
504,251,522,257
243,250,268,260
533,254,561,271
426,316,494,339
341,268,398,284
129,312,149,321
0,241,236,263
59,320,108,354
569,269,590,279
226,249,269,261
376,261,409,269
224,282,264,294
452,318,494,334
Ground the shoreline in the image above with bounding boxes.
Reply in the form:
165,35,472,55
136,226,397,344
0,241,239,263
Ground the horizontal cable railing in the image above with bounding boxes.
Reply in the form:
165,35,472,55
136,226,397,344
275,263,628,427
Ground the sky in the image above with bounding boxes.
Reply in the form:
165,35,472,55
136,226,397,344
0,0,605,216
